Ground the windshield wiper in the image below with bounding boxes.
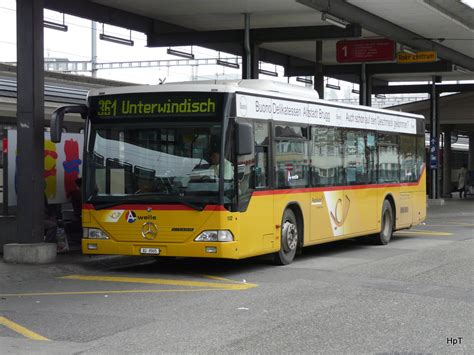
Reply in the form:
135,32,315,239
90,200,145,210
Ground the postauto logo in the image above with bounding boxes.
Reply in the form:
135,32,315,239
125,211,157,224
126,211,137,223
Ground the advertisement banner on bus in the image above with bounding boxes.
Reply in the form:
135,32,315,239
236,94,417,134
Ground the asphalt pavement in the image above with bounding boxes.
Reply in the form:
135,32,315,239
0,198,473,354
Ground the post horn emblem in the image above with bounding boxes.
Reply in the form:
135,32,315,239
141,222,158,240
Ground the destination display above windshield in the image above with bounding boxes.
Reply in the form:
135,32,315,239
89,92,222,120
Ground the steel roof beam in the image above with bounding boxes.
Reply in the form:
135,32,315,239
297,0,474,71
147,25,361,46
287,61,453,77
373,84,474,94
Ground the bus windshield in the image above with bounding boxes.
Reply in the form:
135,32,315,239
86,122,233,209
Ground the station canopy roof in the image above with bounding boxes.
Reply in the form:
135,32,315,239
46,0,474,84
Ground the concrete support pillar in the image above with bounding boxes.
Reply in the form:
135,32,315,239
5,0,56,263
313,40,324,99
241,13,259,79
16,0,45,243
428,79,440,199
442,129,452,197
359,63,372,106
468,133,474,171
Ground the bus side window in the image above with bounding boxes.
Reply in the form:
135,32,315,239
255,146,268,188
343,129,368,185
377,133,400,183
311,126,343,187
254,122,269,189
415,135,425,180
400,135,416,182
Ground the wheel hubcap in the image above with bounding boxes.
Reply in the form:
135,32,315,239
282,222,298,253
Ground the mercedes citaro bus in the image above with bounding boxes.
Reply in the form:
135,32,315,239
51,80,426,264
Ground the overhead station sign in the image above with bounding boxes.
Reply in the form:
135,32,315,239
336,39,396,63
397,51,437,63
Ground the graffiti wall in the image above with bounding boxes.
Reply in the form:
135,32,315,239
7,130,83,206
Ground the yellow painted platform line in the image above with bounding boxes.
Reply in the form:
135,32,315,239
445,222,474,227
0,316,50,341
0,288,233,298
60,274,257,290
395,230,453,236
425,223,474,227
200,274,248,284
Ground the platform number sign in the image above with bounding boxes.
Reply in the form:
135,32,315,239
337,39,396,63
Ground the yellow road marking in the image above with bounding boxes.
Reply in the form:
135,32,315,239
395,230,453,236
425,223,474,227
200,274,247,284
444,222,474,227
0,288,234,298
60,275,257,290
0,316,50,341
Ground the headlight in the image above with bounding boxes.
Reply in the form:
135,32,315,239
83,228,109,240
194,230,234,242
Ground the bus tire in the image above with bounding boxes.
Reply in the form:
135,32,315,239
373,200,394,245
274,209,298,265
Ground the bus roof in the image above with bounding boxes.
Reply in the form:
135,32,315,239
88,79,424,120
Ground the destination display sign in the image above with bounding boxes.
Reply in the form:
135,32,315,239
89,92,222,119
397,51,437,63
336,39,396,63
236,94,418,134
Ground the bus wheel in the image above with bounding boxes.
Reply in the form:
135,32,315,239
373,200,394,245
274,209,298,265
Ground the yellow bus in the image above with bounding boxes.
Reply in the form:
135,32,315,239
51,80,426,264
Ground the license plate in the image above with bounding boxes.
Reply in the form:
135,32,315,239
140,247,160,255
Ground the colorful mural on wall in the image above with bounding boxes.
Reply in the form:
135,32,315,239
7,130,84,206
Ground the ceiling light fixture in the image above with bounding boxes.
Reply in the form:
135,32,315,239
216,59,240,69
296,77,313,84
258,69,278,77
400,45,417,55
100,24,134,46
454,65,469,73
167,48,194,59
44,13,68,32
100,33,134,46
351,83,360,94
325,78,340,90
321,12,348,29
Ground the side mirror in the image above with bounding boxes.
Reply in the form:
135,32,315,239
235,121,254,156
51,105,88,143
